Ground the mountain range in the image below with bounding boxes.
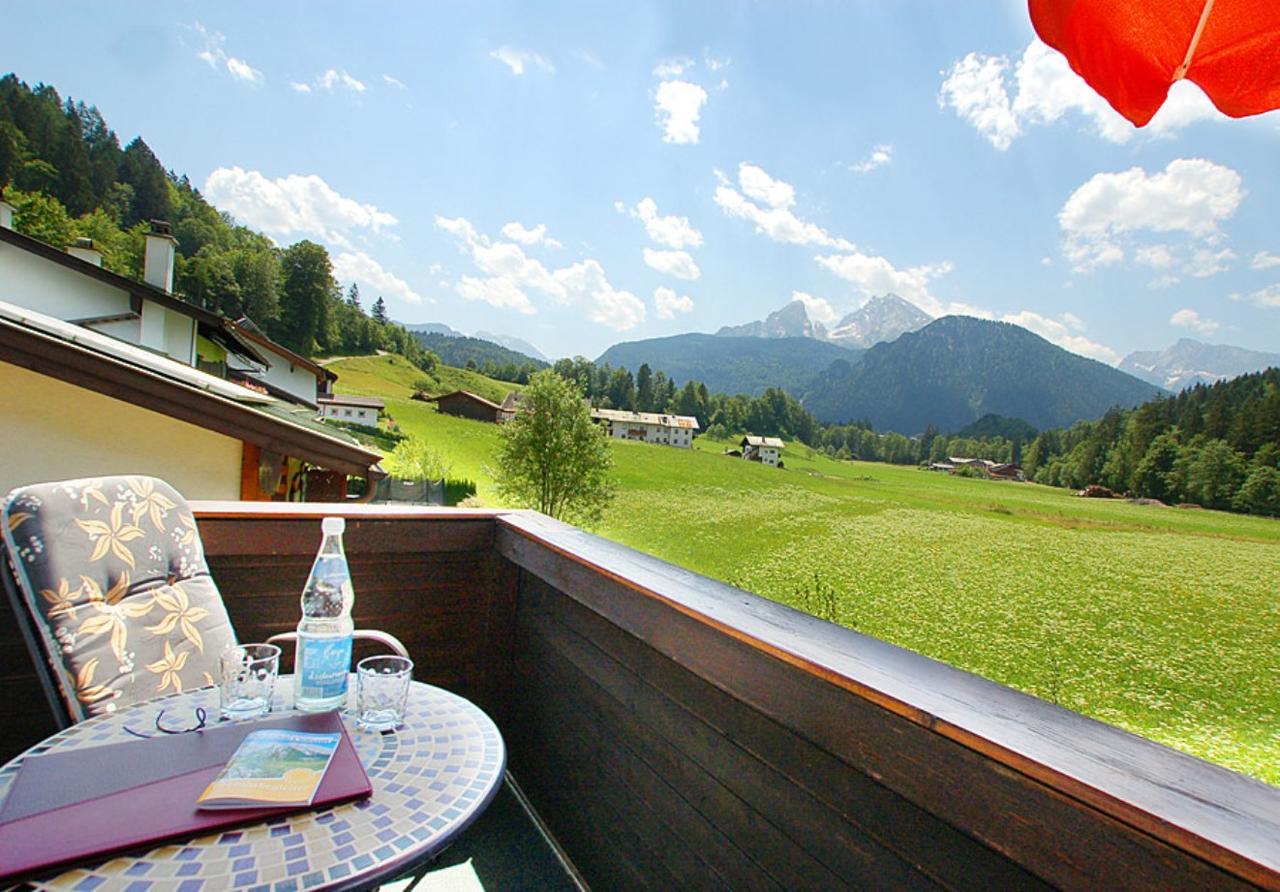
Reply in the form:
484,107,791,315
804,316,1164,432
1118,339,1280,392
714,293,930,349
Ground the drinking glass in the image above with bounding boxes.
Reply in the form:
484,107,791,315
356,655,413,731
219,643,281,720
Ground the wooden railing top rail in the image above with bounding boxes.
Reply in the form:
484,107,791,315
495,510,1280,888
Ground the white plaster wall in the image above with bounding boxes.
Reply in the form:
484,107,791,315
0,361,244,500
0,242,131,320
256,348,319,405
162,305,196,365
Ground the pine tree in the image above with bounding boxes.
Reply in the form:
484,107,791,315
372,296,388,324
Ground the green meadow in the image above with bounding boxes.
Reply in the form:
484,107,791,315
332,358,1280,784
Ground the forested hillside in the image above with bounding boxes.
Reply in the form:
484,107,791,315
0,74,432,368
410,330,546,383
1024,368,1280,515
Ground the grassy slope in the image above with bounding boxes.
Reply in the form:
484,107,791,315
331,355,1280,783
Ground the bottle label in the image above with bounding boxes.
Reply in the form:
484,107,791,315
299,637,352,699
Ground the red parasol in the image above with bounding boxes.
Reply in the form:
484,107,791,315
1029,0,1280,127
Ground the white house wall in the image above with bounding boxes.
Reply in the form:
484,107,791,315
607,421,693,447
0,242,131,322
255,349,320,405
0,360,243,500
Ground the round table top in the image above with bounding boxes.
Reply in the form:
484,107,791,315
0,680,506,891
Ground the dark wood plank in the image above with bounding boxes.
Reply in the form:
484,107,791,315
516,617,792,891
497,515,1273,890
527,573,1048,892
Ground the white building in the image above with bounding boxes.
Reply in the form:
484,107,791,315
741,436,785,467
591,409,699,447
319,395,385,426
0,205,262,371
226,318,336,408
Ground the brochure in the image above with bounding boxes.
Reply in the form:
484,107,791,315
197,729,341,809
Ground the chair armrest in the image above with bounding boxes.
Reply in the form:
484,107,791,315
266,629,409,659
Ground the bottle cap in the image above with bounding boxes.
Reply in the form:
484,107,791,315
322,516,345,535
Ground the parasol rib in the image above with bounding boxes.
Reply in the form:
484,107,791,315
1173,0,1216,81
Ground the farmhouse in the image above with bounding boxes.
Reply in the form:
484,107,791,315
428,390,506,423
499,391,523,423
225,317,336,407
318,394,385,425
742,435,786,467
591,409,699,447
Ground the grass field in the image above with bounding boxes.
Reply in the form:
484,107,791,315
331,357,1280,783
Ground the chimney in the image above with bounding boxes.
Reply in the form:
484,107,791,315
143,220,177,293
0,191,13,230
66,237,103,267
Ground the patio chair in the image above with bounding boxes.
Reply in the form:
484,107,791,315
1,474,405,729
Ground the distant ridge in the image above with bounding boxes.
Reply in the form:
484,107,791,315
716,300,826,340
597,333,857,396
410,330,548,371
405,322,463,337
1119,338,1280,392
804,316,1164,433
474,330,550,362
825,294,932,349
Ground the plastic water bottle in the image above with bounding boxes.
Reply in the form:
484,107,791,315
294,517,354,711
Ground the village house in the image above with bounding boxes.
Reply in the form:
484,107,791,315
427,390,506,423
499,391,523,423
225,317,336,407
741,435,786,467
591,408,699,447
319,394,385,426
0,300,383,501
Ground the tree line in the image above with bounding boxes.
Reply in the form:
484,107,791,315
0,74,434,369
1021,369,1280,516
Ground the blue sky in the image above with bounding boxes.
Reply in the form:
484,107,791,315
8,2,1280,361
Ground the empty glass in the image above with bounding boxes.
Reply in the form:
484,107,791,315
219,643,281,720
356,655,413,731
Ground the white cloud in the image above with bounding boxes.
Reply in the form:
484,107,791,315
643,248,701,281
382,74,407,89
1001,310,1120,364
1135,245,1176,268
653,57,693,78
943,40,1224,149
457,276,536,314
938,52,1020,150
704,53,731,72
850,144,893,173
225,57,263,85
428,263,443,275
654,80,707,144
631,198,703,249
654,286,694,319
739,163,795,208
815,253,958,316
612,200,626,214
205,167,397,244
575,49,605,70
1170,308,1219,334
1150,273,1182,289
490,46,554,76
791,291,838,326
500,222,562,248
1059,158,1243,272
1251,251,1280,271
318,68,366,93
289,81,312,94
188,22,263,86
714,164,854,250
438,216,645,329
333,251,426,306
1232,284,1280,309
1185,247,1236,278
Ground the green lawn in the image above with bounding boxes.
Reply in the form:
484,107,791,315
329,356,1280,784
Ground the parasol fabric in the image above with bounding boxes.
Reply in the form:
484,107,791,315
1029,0,1280,127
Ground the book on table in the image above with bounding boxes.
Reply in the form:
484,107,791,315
197,728,341,809
0,710,371,883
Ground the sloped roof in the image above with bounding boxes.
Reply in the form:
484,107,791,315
591,408,700,430
0,300,382,478
320,394,386,409
426,390,502,411
742,436,786,449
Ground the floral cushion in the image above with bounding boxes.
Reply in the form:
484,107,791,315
2,476,236,720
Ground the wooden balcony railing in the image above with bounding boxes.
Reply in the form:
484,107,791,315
2,503,1277,889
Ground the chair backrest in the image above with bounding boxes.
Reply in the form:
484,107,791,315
1,475,237,725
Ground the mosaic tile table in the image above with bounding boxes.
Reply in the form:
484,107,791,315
0,680,506,891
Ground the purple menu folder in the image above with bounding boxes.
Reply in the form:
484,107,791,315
0,710,372,883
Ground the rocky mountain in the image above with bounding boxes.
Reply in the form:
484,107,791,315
597,334,858,397
405,322,463,337
804,316,1164,433
825,294,932,349
474,330,550,362
1118,338,1280,392
716,300,827,340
